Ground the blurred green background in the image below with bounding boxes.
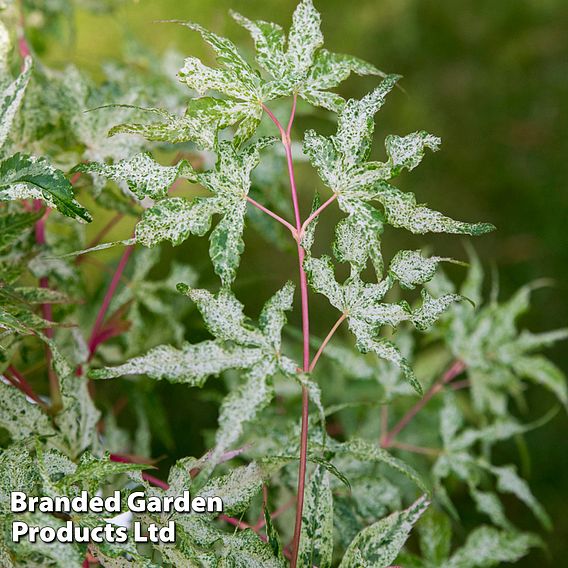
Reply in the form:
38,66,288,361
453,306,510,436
37,0,568,564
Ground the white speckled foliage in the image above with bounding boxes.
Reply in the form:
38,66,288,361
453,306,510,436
0,0,564,567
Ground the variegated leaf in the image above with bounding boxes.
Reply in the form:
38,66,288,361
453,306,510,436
0,56,32,150
339,495,430,567
73,153,193,200
0,153,91,222
298,465,333,568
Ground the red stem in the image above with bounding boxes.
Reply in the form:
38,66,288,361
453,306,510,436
263,96,311,566
388,441,442,457
276,95,311,568
449,379,471,391
380,406,389,446
254,495,296,531
286,93,298,138
246,195,296,236
309,313,346,372
141,472,169,491
17,0,31,60
5,366,46,407
219,515,254,531
382,360,465,447
300,193,337,237
87,245,134,358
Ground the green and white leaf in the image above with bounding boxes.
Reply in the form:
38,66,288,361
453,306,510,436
73,153,192,201
333,438,429,494
482,462,552,530
389,250,458,290
446,527,542,568
0,380,53,440
339,495,430,568
0,56,32,150
233,1,381,111
90,341,262,386
174,21,263,147
298,465,333,568
135,139,273,285
0,153,91,222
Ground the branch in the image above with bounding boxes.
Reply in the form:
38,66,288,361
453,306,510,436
261,103,286,139
263,96,310,568
300,193,337,237
87,245,134,358
17,0,31,60
309,313,347,372
388,441,442,457
246,195,297,236
382,360,466,448
254,495,296,531
5,366,46,408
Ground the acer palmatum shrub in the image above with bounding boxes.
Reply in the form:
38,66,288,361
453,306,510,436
0,0,566,566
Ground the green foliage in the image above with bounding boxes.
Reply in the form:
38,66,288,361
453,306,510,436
0,0,564,566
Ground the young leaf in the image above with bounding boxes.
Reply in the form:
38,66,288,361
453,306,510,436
175,21,263,147
511,355,567,408
303,77,492,270
92,283,297,472
107,104,224,149
89,340,263,385
439,262,568,413
470,489,513,531
135,197,211,247
304,255,461,394
232,1,381,111
483,463,552,530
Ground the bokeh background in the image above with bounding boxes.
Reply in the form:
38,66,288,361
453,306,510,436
32,0,568,564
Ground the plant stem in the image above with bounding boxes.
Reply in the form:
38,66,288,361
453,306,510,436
264,95,311,568
246,195,296,236
5,366,46,408
220,515,254,531
300,193,337,237
309,313,347,372
83,212,124,253
449,378,471,391
254,495,296,531
17,0,30,60
382,360,465,447
380,405,389,446
388,441,442,457
87,245,134,358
